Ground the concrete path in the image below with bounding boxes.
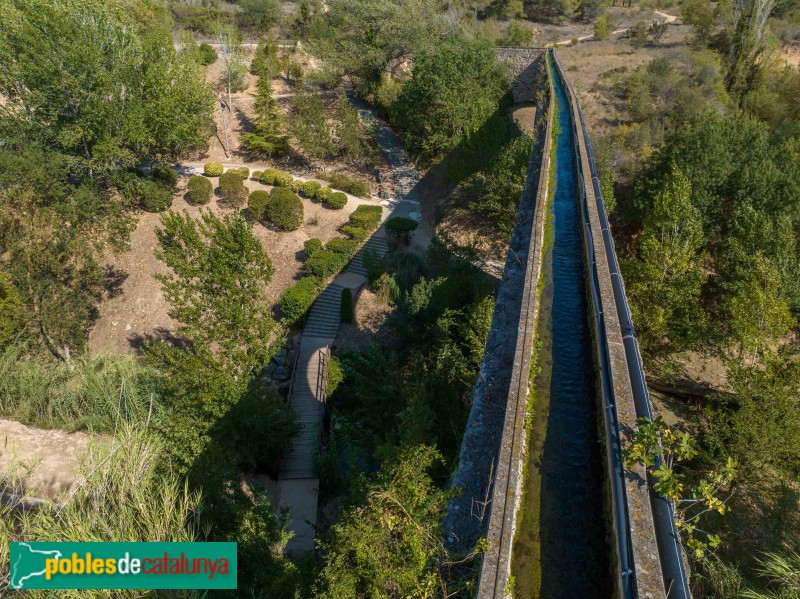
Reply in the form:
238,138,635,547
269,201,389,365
277,111,423,553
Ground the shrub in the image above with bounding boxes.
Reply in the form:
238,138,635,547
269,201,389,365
139,179,173,212
198,42,217,66
385,216,418,245
314,187,333,203
340,225,368,242
348,205,382,231
326,191,348,210
340,288,353,323
219,171,248,207
274,171,293,188
594,14,610,40
279,277,319,326
262,168,280,185
187,175,213,205
326,238,356,256
152,165,179,187
252,170,263,180
248,190,270,221
306,250,346,279
204,162,224,177
304,238,324,257
302,180,322,198
232,167,250,179
290,179,303,193
327,173,370,197
265,187,303,230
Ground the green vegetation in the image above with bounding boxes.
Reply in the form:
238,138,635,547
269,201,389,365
218,170,249,207
304,238,324,256
241,74,290,157
325,173,370,197
187,175,213,205
248,189,271,221
279,277,320,325
204,162,224,177
264,188,304,230
340,288,353,323
326,191,348,209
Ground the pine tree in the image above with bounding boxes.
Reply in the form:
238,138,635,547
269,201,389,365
241,76,290,157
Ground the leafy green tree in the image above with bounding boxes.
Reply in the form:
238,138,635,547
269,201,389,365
726,0,777,104
625,417,737,559
594,14,611,40
0,0,213,175
393,36,512,164
146,210,294,470
241,76,289,156
307,0,446,94
499,21,535,46
314,445,450,597
728,253,795,367
626,165,707,354
291,91,335,160
238,0,281,31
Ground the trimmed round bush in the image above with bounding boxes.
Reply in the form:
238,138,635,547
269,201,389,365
326,237,356,256
198,42,217,66
314,186,333,203
262,169,280,185
349,205,382,230
252,170,263,180
204,162,224,177
279,277,319,326
305,249,345,279
232,166,250,179
304,238,324,257
273,171,294,188
290,179,303,193
265,187,303,230
152,165,179,187
219,171,248,207
248,190,270,221
385,216,419,245
326,191,348,210
301,181,322,198
187,175,213,205
140,179,173,212
340,287,353,323
340,225,368,242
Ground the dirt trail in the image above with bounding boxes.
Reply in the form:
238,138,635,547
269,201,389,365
553,10,678,46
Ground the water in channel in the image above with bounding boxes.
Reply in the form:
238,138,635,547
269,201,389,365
511,63,612,598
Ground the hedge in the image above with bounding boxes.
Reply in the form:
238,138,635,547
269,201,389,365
326,191,347,210
327,173,369,197
348,205,382,231
340,225,368,242
232,167,250,179
265,187,303,230
326,238,356,256
140,179,173,212
262,169,280,185
290,179,303,193
187,175,213,204
252,170,263,180
301,181,321,198
279,277,319,326
340,287,353,323
305,250,346,279
274,171,293,188
219,171,248,207
152,165,179,187
248,190,270,221
204,162,224,177
314,187,333,203
304,238,324,257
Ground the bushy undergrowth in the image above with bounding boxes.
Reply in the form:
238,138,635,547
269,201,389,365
279,277,319,325
265,188,303,230
0,343,160,433
325,173,369,197
187,175,212,205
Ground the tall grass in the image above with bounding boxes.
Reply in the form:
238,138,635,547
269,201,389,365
0,343,160,433
0,425,203,597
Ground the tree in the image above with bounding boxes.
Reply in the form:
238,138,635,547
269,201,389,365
726,0,777,104
242,77,290,157
594,14,611,40
217,25,247,158
0,0,213,175
682,0,715,42
145,210,295,470
499,21,535,46
290,91,335,160
728,253,795,367
238,0,281,31
307,0,447,94
393,36,512,164
626,165,707,354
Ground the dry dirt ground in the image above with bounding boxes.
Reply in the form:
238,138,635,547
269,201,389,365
0,418,98,500
89,174,381,355
333,288,393,352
